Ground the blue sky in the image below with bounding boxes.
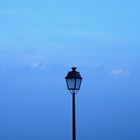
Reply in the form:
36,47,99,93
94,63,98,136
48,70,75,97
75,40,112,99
0,0,140,140
0,0,140,67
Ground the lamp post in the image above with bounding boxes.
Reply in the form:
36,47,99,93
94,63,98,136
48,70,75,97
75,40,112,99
65,67,83,140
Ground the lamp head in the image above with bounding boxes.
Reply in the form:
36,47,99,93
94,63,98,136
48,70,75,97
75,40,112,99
65,67,82,93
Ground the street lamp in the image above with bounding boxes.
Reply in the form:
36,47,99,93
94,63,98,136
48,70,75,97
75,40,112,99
65,67,83,140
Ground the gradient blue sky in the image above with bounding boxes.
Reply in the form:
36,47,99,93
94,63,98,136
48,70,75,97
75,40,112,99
0,0,140,67
0,0,140,140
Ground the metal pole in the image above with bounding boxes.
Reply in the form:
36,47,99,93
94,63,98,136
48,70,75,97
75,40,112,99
72,93,76,140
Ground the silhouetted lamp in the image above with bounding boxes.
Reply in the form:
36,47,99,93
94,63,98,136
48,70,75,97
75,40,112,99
65,67,83,140
65,67,82,93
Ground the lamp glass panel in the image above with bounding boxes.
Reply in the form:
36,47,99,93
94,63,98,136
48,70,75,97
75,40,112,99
66,79,76,90
76,78,82,90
